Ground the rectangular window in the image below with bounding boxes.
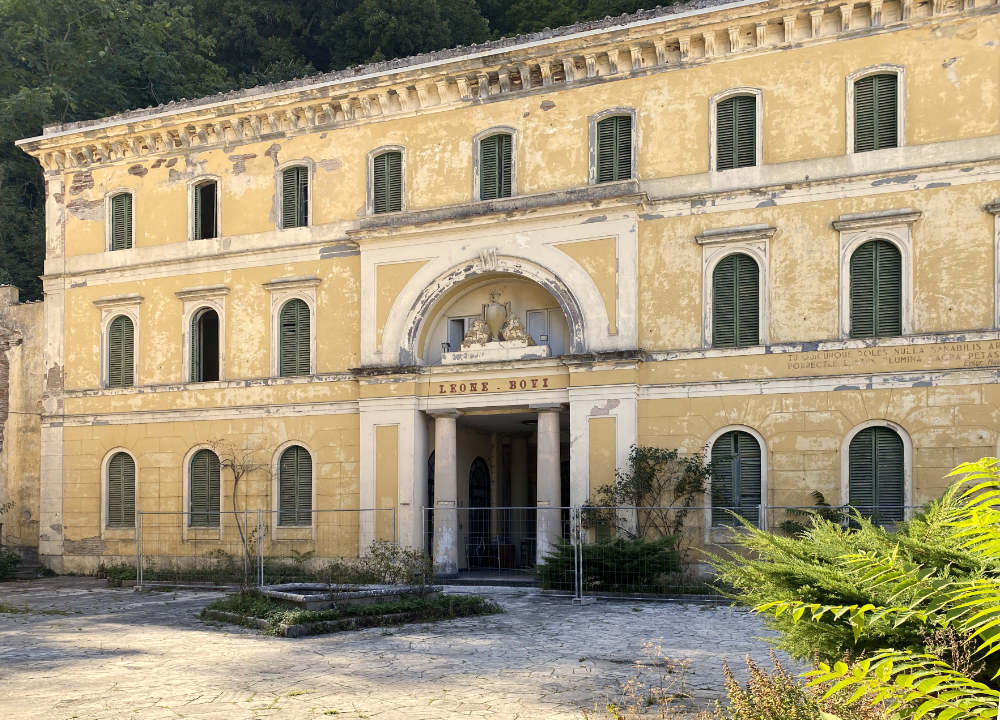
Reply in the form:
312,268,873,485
372,151,403,214
595,115,632,183
526,308,566,356
447,316,480,351
193,181,218,240
716,95,757,171
281,166,309,228
854,74,898,152
479,134,512,200
110,193,133,250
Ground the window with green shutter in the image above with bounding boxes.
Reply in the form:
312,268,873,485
192,181,218,240
278,445,312,526
372,151,403,213
479,133,512,200
595,115,632,183
850,239,902,338
854,74,898,153
110,193,133,250
189,449,221,527
279,299,310,377
190,308,220,382
280,166,309,228
107,452,136,529
716,95,757,171
712,253,759,348
107,315,135,388
711,430,763,527
849,426,905,523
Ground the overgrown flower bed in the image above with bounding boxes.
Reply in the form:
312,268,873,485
201,590,503,637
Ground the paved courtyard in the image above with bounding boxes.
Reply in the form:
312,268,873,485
0,578,794,719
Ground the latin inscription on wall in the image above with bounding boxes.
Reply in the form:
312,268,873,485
785,341,1000,373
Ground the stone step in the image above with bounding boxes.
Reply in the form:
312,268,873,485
11,564,43,579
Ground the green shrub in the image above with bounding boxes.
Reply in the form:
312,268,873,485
0,549,21,580
538,536,681,593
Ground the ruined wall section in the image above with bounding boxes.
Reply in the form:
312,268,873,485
0,286,45,554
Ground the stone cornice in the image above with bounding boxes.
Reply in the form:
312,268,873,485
695,223,776,245
174,285,230,301
16,0,995,173
831,208,922,231
92,294,143,309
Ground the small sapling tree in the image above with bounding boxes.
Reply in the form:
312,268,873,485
209,439,270,590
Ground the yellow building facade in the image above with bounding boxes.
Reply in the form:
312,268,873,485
10,0,1000,574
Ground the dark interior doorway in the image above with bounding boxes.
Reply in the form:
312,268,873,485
467,457,491,569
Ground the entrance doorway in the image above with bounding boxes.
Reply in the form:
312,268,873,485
467,457,492,569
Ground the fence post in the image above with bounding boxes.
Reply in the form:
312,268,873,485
573,507,583,603
257,509,264,587
136,511,142,590
759,502,767,531
392,506,397,546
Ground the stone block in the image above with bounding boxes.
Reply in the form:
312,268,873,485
929,386,982,407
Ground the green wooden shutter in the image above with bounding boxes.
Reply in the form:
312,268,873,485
279,446,312,526
281,166,307,228
279,299,310,377
479,134,513,201
849,427,904,523
372,152,402,213
190,311,202,382
712,430,762,527
716,96,756,170
854,74,897,153
190,449,220,527
192,183,202,240
713,253,759,347
107,452,136,528
851,239,901,338
110,193,133,250
108,315,134,388
596,116,632,183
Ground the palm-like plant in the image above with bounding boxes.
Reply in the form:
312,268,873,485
756,458,1000,719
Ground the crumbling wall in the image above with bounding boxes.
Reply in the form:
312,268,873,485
0,285,45,555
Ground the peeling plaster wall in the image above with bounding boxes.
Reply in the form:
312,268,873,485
0,288,45,554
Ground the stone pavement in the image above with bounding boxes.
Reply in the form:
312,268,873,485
0,577,796,719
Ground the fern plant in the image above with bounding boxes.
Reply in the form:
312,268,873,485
754,458,1000,720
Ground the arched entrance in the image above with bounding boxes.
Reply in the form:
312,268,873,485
467,457,491,569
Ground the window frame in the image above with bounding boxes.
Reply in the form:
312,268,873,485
473,127,517,201
275,160,313,230
835,211,916,339
101,448,138,537
94,296,142,390
105,189,135,251
846,65,906,156
366,145,406,216
188,175,221,241
176,286,229,384
264,276,320,378
703,425,768,539
698,226,772,349
272,442,316,536
709,88,763,173
840,420,912,521
588,107,637,186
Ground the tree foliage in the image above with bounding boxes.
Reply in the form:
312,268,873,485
0,0,672,299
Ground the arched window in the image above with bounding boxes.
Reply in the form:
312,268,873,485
109,192,133,250
716,95,757,170
479,133,512,200
372,151,403,214
711,430,762,526
854,73,898,152
712,253,759,347
279,298,310,376
106,452,136,528
848,426,904,523
850,239,901,338
190,308,220,382
278,445,312,526
107,315,135,388
595,115,632,183
189,449,221,527
280,165,309,228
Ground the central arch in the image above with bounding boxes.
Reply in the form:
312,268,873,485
397,256,589,365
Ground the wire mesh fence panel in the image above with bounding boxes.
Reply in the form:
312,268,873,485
137,510,262,587
762,504,924,536
257,508,397,585
422,506,574,587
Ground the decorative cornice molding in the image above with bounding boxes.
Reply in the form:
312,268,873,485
92,294,143,309
174,285,230,301
986,200,1000,215
832,207,922,230
16,0,994,173
262,276,321,292
695,223,776,245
